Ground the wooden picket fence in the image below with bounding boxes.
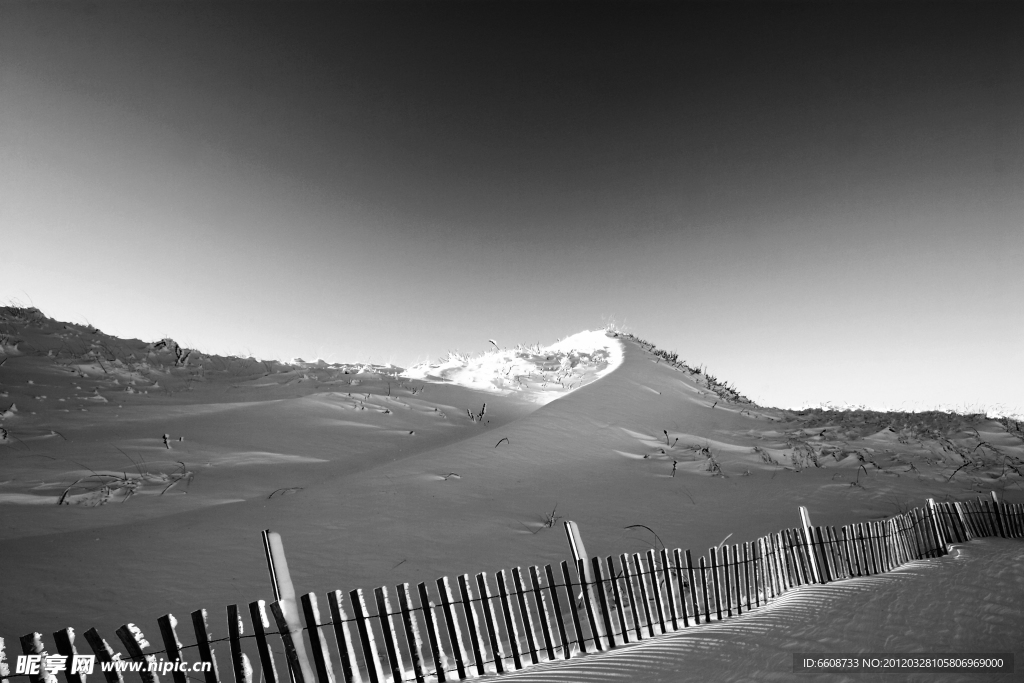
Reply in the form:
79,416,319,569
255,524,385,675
3,494,1022,683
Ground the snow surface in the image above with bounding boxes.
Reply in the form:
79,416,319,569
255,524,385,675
1,308,1022,682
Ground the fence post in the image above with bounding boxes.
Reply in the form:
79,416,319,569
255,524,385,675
799,507,822,583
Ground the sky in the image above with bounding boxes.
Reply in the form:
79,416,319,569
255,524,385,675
2,1,1022,416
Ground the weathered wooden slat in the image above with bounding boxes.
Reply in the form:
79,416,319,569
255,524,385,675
497,569,524,668
644,551,667,634
620,555,644,639
949,502,969,542
416,582,447,682
269,603,306,683
52,628,83,683
372,588,404,683
761,537,778,596
779,532,797,588
83,629,125,683
813,528,833,583
576,558,604,652
190,610,222,683
659,548,679,630
631,554,655,635
873,520,887,568
730,545,743,616
905,516,921,565
764,537,777,598
883,521,899,569
719,547,732,618
457,575,487,676
21,633,57,683
475,574,505,673
673,549,691,627
819,526,837,580
559,561,586,655
685,549,702,623
698,555,712,620
953,503,973,541
855,523,871,573
898,516,915,563
590,558,616,648
789,529,810,584
885,520,900,570
914,509,934,558
604,557,629,645
824,527,846,579
436,577,468,679
742,543,752,610
850,524,865,576
777,533,791,589
398,584,427,683
530,566,557,660
881,520,896,568
324,593,356,683
157,616,188,683
1,636,10,683
512,567,541,664
300,595,336,683
761,537,777,598
226,606,253,683
348,590,383,683
545,565,571,660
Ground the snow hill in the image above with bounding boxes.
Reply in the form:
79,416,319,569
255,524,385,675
1,306,1022,674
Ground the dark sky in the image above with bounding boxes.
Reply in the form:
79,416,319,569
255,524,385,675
3,2,1023,412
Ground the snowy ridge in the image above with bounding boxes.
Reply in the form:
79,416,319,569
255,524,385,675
402,329,623,404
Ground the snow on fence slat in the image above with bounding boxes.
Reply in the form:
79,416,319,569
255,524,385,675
5,495,1022,683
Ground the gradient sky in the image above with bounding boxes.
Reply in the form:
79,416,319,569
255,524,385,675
3,2,1022,415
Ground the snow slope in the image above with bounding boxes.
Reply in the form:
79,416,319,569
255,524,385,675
1,307,1022,681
